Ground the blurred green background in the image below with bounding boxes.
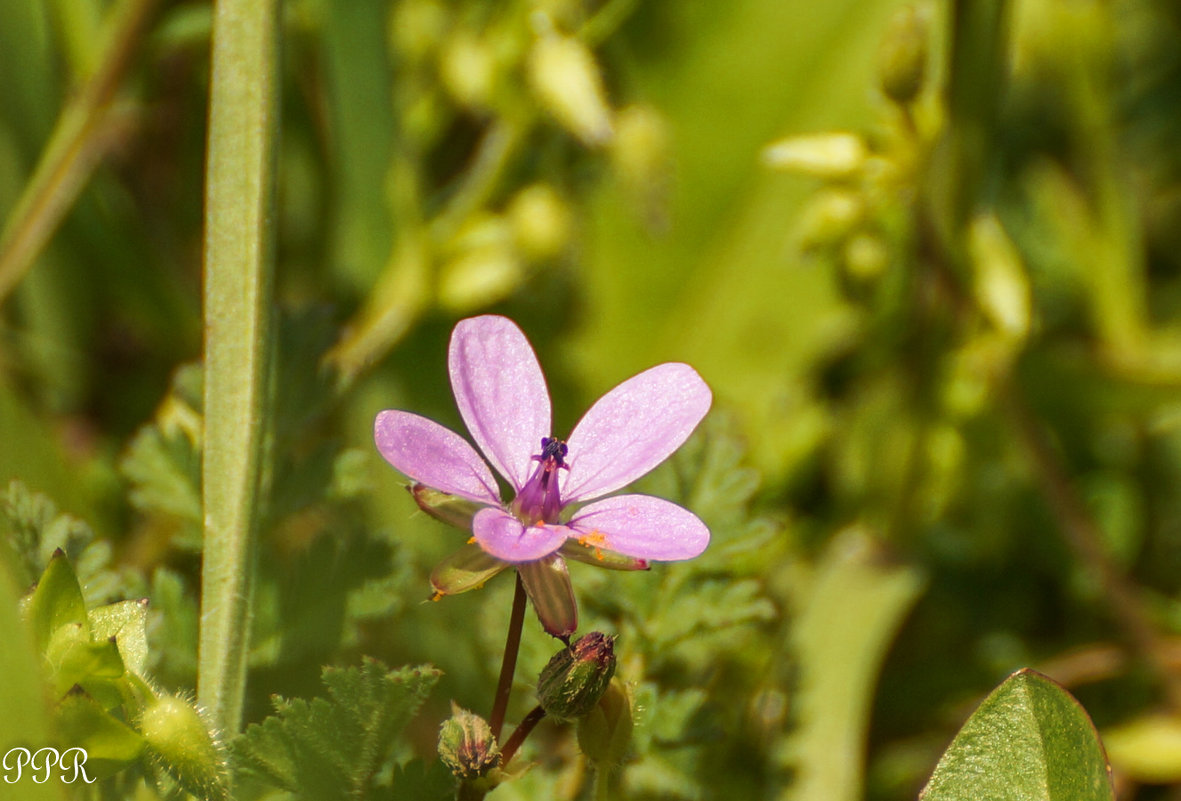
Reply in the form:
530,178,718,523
4,0,1181,798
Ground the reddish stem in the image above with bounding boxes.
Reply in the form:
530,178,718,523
489,573,528,740
500,705,547,766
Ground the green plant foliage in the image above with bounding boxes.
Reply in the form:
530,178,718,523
88,598,150,679
565,414,784,798
389,759,457,801
120,394,203,550
56,692,145,780
232,659,441,800
920,669,1114,801
1,480,129,603
783,530,925,801
5,0,1181,798
0,540,60,801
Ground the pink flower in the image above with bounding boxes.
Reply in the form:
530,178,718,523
374,315,711,636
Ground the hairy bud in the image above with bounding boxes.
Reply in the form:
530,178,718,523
438,704,501,780
537,632,616,720
140,694,228,801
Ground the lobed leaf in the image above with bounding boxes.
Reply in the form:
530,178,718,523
232,659,441,799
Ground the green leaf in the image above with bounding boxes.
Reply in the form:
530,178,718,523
389,759,456,801
56,692,146,779
3,481,95,589
47,627,125,707
121,421,202,533
0,539,62,801
2,481,128,606
232,659,441,799
919,668,1115,801
25,549,88,651
89,597,150,677
784,528,925,801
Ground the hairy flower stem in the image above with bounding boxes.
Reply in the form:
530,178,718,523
489,574,528,740
500,705,546,767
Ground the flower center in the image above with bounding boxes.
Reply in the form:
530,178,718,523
512,437,568,525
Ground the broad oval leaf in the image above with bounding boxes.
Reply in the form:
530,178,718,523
920,668,1114,801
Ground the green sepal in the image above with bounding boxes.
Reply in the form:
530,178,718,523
409,483,483,529
89,598,150,678
577,677,633,767
518,554,577,640
57,691,146,779
47,626,126,708
559,540,650,571
24,549,89,652
429,543,509,598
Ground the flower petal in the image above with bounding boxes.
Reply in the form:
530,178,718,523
450,315,551,491
375,410,500,504
518,554,577,640
561,363,711,502
567,494,710,561
472,507,570,563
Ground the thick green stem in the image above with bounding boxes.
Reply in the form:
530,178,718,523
197,0,280,737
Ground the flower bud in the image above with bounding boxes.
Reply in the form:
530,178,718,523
611,104,670,190
877,4,929,106
438,704,501,780
507,183,572,261
528,31,613,146
969,213,1030,341
795,189,865,252
390,0,448,66
440,31,497,109
537,632,616,720
139,694,228,801
762,133,868,179
576,677,632,766
843,232,889,282
437,216,524,311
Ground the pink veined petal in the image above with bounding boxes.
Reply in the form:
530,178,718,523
374,410,501,505
449,315,551,491
561,363,712,502
472,507,570,563
567,494,710,561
